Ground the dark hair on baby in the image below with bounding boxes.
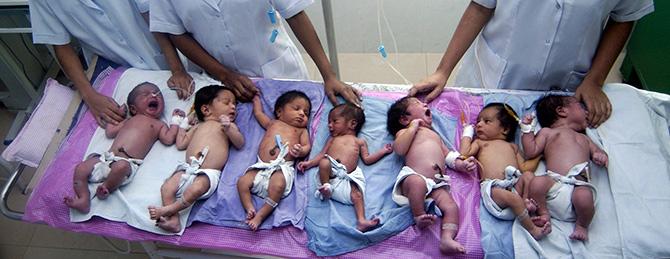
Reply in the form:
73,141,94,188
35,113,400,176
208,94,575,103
535,95,569,128
194,85,234,121
273,90,311,118
127,82,159,116
482,102,519,142
330,103,365,134
387,96,413,137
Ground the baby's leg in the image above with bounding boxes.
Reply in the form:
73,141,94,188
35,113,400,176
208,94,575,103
400,175,436,229
570,186,594,241
96,160,131,199
515,171,537,213
528,175,555,227
64,157,99,213
247,170,285,231
350,182,379,232
237,170,258,222
431,189,465,254
317,158,333,199
157,174,210,233
491,188,550,240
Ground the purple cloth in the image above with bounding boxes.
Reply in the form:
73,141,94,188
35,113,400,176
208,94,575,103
187,79,325,230
23,73,484,257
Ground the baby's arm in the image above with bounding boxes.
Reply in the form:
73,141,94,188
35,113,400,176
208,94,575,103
459,124,479,156
520,114,546,159
359,138,393,165
221,116,245,149
158,109,183,145
252,95,272,129
176,124,198,150
290,128,312,159
515,144,540,172
297,138,333,171
588,138,608,167
105,119,126,138
393,119,421,156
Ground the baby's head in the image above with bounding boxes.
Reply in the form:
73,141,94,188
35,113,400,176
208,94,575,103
127,82,164,119
536,95,587,130
387,97,432,136
194,85,237,121
328,103,365,136
476,103,518,142
274,90,311,128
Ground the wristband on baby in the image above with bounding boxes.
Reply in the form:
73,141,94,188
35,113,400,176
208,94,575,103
462,124,474,139
445,151,462,169
170,115,183,126
519,119,536,134
179,117,191,129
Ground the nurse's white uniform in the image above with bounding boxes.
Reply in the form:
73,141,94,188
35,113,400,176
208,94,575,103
150,0,311,80
455,0,654,91
30,0,168,70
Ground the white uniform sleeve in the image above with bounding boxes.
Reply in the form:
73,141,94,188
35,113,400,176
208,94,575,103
133,0,150,14
272,0,313,19
472,0,496,9
149,0,186,34
28,0,71,45
610,0,654,22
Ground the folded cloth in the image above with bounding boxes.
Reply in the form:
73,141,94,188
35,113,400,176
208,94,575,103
247,142,295,199
88,151,143,186
480,165,522,220
542,161,597,222
392,166,450,206
175,147,220,200
315,154,366,204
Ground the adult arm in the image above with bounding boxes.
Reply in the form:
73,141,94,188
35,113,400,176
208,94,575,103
409,2,493,103
286,11,362,107
169,33,257,101
54,44,125,126
575,20,634,128
139,12,193,99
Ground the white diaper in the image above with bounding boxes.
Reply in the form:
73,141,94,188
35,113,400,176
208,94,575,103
89,151,143,186
246,143,295,199
392,166,450,206
315,155,366,205
174,147,221,200
480,165,522,220
542,162,597,222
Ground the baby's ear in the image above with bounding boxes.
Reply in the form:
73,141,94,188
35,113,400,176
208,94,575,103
556,106,568,118
399,115,409,126
348,119,358,130
200,104,210,117
128,104,137,116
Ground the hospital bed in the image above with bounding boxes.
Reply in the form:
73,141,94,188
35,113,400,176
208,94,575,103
2,63,670,258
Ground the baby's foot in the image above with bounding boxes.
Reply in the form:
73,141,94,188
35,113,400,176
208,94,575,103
245,208,256,221
246,215,263,231
531,213,550,227
156,215,181,233
530,221,552,240
95,185,110,200
439,238,466,254
64,196,90,214
525,198,538,214
356,217,380,233
318,185,332,199
148,205,174,220
414,214,437,229
570,225,589,241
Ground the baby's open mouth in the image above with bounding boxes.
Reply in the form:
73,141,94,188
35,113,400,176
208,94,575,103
425,109,431,117
148,100,159,108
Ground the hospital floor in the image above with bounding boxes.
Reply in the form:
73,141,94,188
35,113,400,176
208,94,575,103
0,53,625,259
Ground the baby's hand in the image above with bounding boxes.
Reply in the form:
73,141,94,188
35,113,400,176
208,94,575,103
593,150,608,167
172,108,186,117
409,119,423,129
383,143,393,154
455,156,478,173
290,144,303,158
297,161,309,173
219,115,231,129
522,114,535,125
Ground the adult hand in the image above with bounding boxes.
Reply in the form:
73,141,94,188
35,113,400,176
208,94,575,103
408,72,448,103
168,70,194,100
218,71,257,102
84,91,125,127
323,78,362,108
575,80,611,128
